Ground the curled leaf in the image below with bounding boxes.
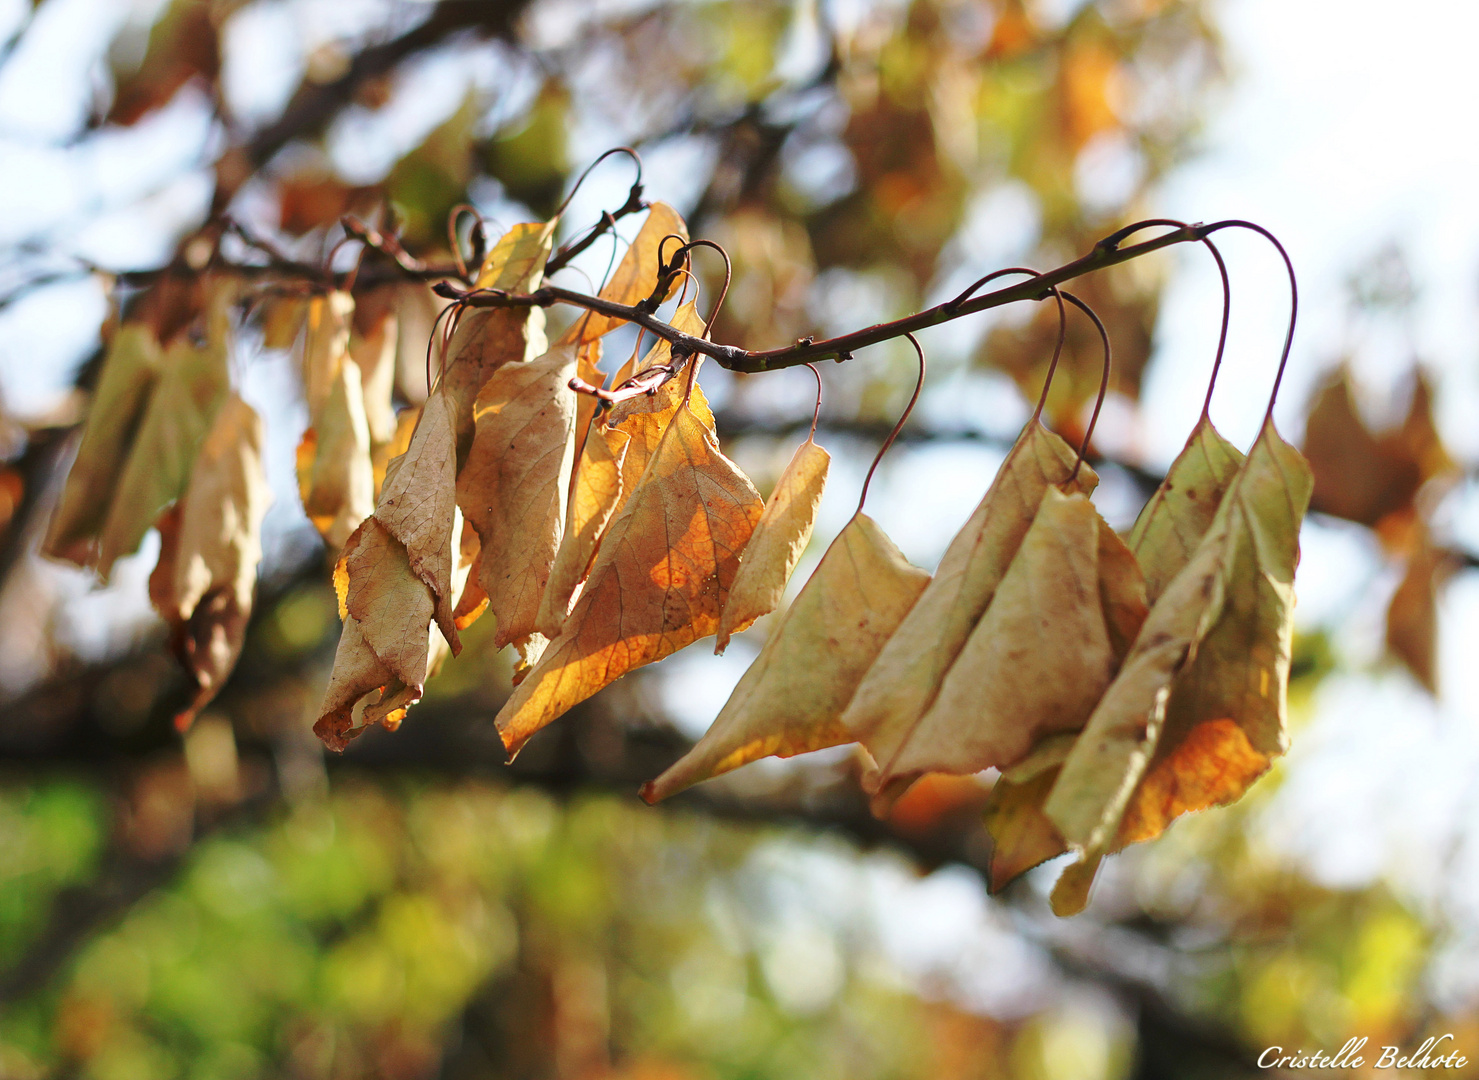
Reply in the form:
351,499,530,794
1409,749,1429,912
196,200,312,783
716,437,831,653
494,404,763,756
297,357,375,551
556,202,688,345
642,512,928,803
456,346,579,648
44,324,163,565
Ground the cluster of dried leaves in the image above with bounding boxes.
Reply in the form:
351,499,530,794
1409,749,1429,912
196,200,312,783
43,198,1319,914
44,277,271,729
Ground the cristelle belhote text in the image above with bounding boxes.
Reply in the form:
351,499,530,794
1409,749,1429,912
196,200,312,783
1257,1035,1468,1070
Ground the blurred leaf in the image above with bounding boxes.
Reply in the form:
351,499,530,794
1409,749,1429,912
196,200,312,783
485,81,570,217
388,93,481,246
107,0,224,126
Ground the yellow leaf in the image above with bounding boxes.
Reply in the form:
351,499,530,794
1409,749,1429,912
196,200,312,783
494,404,763,756
982,767,1068,892
349,285,401,447
1128,415,1244,604
456,346,579,648
302,290,354,422
43,324,163,565
642,512,929,803
605,301,707,425
97,330,230,579
536,423,629,638
1050,854,1102,917
298,357,375,551
556,202,688,345
1045,418,1312,855
572,338,604,456
260,295,306,351
1114,718,1269,848
149,393,272,726
876,488,1132,792
841,421,1097,772
716,437,830,653
442,220,558,454
375,387,461,653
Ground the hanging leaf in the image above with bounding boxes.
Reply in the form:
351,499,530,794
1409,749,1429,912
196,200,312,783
604,301,708,426
494,404,763,756
349,285,401,448
875,488,1142,795
715,436,831,653
841,421,1097,773
1045,419,1312,856
536,424,630,638
642,512,929,803
1385,538,1448,693
297,357,375,551
43,324,163,565
456,346,579,648
556,202,689,345
1127,415,1244,604
375,388,462,653
442,220,559,455
301,291,355,422
148,394,272,728
97,306,232,579
1301,366,1453,529
314,517,437,751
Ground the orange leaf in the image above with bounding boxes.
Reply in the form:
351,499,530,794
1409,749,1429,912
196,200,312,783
494,404,763,756
556,202,689,345
715,436,830,653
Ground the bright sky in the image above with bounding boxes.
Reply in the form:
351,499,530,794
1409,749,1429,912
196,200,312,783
3,0,1479,1011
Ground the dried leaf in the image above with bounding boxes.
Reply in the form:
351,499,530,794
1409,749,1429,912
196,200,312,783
1128,415,1244,604
716,437,831,653
260,296,306,351
841,421,1097,771
456,346,579,648
982,768,1067,891
97,329,230,578
44,324,163,565
297,357,375,551
642,512,929,803
537,420,630,639
605,301,707,425
350,285,401,447
150,394,272,726
302,291,355,422
877,488,1133,791
1045,419,1312,855
494,404,763,756
1049,854,1102,917
556,202,688,345
442,220,558,454
1302,367,1454,528
314,518,436,751
1386,540,1447,693
1114,718,1269,848
375,388,461,653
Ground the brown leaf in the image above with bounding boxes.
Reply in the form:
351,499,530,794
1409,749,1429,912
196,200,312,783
297,357,375,551
43,324,163,565
314,518,437,751
642,512,929,803
494,404,763,756
1302,366,1454,528
841,421,1097,772
456,346,579,648
1045,419,1312,855
876,488,1135,793
442,220,558,455
149,394,272,727
715,437,830,652
375,388,461,653
536,424,630,638
1049,854,1102,917
260,296,306,351
556,202,689,345
1385,538,1449,694
96,324,231,579
982,768,1068,892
